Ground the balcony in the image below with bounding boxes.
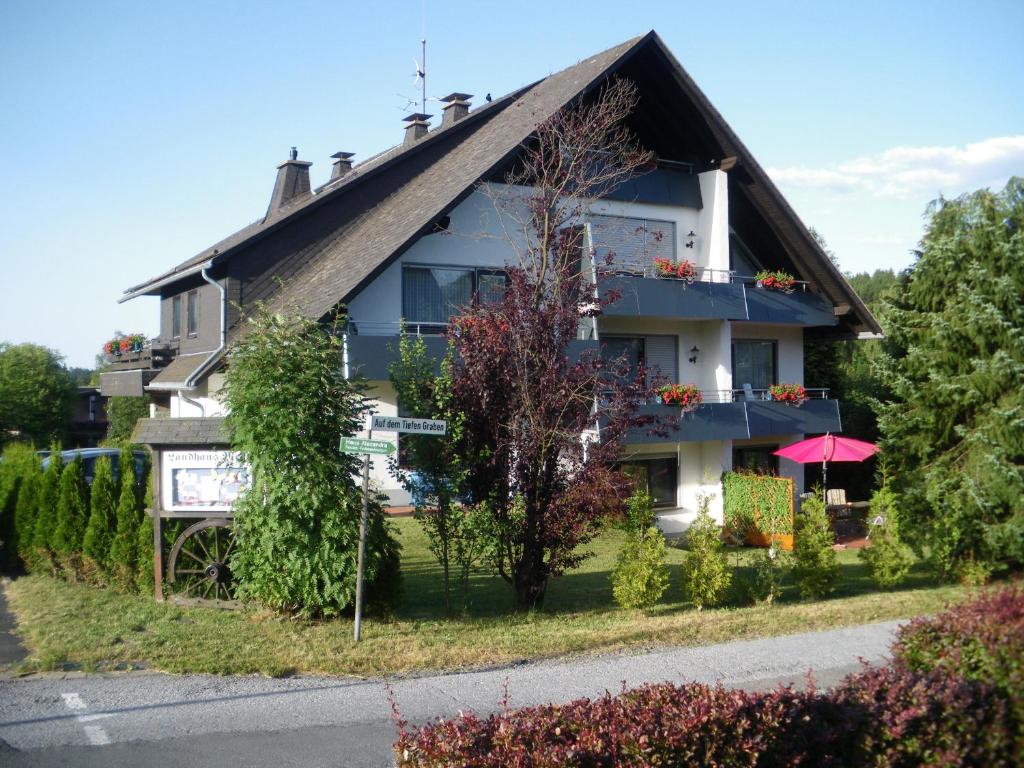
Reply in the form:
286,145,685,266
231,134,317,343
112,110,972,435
595,267,838,327
343,321,600,380
624,389,842,444
99,341,178,397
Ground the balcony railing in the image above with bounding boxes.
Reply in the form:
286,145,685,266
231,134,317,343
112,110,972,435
104,341,178,371
596,262,812,291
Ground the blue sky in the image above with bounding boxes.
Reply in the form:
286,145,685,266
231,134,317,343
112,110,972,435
1,0,1022,368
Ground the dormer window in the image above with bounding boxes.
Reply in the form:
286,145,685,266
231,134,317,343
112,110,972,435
186,290,198,336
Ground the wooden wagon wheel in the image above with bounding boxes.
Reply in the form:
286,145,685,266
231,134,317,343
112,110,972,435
166,518,237,603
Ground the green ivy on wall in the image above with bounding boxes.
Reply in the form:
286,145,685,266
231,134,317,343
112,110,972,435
722,472,794,537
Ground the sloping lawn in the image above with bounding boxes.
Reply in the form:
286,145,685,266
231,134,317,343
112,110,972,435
4,517,966,677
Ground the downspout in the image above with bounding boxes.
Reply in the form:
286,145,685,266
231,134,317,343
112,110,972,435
177,388,206,417
182,264,227,390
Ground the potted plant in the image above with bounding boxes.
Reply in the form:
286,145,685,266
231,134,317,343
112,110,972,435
768,383,808,406
754,269,796,292
126,333,147,352
103,338,121,357
657,383,703,413
653,257,698,282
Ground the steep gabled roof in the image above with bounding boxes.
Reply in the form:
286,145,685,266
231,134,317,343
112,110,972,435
122,31,880,336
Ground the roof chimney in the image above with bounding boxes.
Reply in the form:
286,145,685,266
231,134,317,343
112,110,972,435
330,151,355,181
440,93,472,128
267,147,312,216
402,113,432,146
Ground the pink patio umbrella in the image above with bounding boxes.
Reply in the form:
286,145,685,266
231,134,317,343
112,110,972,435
773,433,879,495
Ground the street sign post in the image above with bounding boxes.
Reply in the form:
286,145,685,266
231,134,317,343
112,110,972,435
370,415,447,435
348,414,444,643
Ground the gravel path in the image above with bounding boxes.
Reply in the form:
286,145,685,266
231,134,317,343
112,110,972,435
0,619,902,767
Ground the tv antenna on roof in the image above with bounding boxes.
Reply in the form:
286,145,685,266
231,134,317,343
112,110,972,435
411,38,426,115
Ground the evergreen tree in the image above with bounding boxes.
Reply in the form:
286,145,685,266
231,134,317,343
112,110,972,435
52,453,88,565
31,443,62,566
0,443,38,568
108,449,140,590
680,495,731,610
791,492,838,600
82,456,116,575
134,456,155,594
859,481,914,589
611,491,669,610
15,459,41,563
876,178,1024,577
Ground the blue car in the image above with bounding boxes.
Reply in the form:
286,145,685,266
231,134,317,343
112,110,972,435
41,448,149,487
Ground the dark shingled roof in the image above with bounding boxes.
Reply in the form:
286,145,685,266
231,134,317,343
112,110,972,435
146,352,215,390
122,31,880,336
132,417,230,446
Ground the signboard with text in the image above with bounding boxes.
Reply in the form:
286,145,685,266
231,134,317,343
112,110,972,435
370,415,447,435
160,450,251,513
339,437,397,455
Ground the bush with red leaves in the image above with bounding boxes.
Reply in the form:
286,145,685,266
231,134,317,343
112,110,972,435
394,587,1023,767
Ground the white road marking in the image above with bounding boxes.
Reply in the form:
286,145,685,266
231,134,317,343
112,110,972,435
61,692,112,746
60,693,87,710
84,725,112,746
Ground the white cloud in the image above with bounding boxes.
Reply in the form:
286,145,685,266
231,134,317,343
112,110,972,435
767,135,1024,199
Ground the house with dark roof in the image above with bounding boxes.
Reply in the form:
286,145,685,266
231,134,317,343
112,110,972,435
105,31,880,533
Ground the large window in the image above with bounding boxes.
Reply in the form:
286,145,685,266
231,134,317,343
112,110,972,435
732,340,776,391
618,456,678,508
171,295,181,338
402,266,506,330
589,214,676,267
733,446,779,476
186,290,198,336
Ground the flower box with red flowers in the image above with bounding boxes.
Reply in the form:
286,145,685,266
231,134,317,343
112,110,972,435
652,257,698,281
657,383,703,412
754,269,796,292
768,383,807,406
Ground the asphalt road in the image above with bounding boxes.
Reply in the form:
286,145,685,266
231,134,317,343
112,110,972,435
0,620,901,767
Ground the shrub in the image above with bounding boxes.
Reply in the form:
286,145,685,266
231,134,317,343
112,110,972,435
892,584,1024,751
395,661,1016,766
30,443,62,571
81,456,116,578
722,471,793,539
859,483,913,588
0,442,39,567
746,543,788,605
792,492,838,600
14,457,41,563
680,495,730,610
224,307,401,617
107,449,140,590
51,453,88,563
612,528,669,610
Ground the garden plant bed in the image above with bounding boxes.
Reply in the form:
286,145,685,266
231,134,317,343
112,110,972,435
4,518,969,678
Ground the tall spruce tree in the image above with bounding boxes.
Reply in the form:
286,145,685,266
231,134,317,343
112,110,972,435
876,178,1024,577
108,448,140,589
15,457,41,563
32,444,62,563
82,456,116,574
52,453,88,558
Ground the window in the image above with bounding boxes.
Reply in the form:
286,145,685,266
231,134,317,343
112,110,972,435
602,335,677,387
617,456,678,508
733,446,779,476
186,290,198,335
732,340,776,391
171,296,181,338
402,266,507,330
589,214,676,268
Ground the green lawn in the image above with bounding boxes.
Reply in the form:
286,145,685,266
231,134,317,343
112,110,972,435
4,517,967,677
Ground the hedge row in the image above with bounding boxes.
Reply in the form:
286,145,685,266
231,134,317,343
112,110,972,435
395,585,1023,767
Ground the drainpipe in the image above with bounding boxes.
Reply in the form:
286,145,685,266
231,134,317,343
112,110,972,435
177,388,206,417
182,264,228,390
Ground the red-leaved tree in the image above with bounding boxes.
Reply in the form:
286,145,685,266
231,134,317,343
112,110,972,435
449,79,662,609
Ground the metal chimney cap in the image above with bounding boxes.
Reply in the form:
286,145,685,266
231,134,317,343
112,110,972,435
330,152,356,160
289,146,298,160
402,113,433,122
440,92,473,103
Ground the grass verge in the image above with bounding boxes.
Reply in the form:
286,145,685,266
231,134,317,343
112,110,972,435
4,518,968,677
